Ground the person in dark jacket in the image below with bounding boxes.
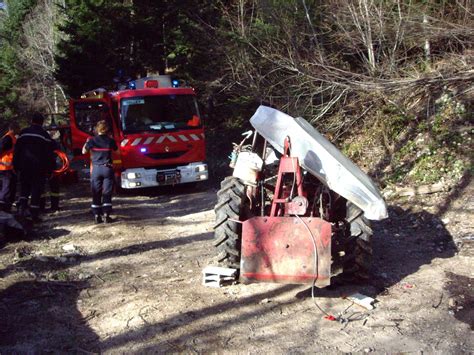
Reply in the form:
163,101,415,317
13,113,55,221
82,120,118,224
40,139,61,213
0,122,20,213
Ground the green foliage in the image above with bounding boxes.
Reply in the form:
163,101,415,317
0,0,37,123
433,92,467,133
55,0,216,97
383,90,471,186
386,113,414,139
55,0,134,96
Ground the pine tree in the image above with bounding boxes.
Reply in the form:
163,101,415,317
0,0,37,122
55,0,134,96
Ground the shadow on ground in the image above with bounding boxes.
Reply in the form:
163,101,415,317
0,280,99,352
0,169,471,351
0,231,213,278
294,176,473,330
99,284,301,352
295,205,457,299
444,272,474,330
42,182,216,228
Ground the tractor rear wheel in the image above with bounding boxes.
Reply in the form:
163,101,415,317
342,202,373,281
213,176,250,269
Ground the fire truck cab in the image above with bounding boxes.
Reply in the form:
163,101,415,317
69,75,208,189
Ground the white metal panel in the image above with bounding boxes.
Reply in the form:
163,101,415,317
250,106,388,220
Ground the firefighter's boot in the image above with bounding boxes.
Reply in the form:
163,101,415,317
104,214,114,224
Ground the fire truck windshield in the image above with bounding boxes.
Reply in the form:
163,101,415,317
121,94,200,133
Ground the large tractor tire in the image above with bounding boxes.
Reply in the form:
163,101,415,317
342,202,373,281
213,176,250,269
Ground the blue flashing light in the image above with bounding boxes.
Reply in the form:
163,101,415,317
128,81,136,90
172,79,179,88
140,147,147,153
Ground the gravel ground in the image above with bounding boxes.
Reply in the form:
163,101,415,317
0,178,472,353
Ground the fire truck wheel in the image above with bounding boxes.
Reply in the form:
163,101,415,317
213,176,250,269
343,202,373,281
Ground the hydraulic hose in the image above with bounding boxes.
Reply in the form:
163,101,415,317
53,150,70,175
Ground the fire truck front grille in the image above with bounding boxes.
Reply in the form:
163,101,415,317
145,151,188,160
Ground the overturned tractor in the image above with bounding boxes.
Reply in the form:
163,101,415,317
213,106,388,287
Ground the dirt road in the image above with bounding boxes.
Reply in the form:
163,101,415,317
0,181,472,353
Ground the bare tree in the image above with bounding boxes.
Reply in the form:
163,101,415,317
19,0,67,114
214,0,473,135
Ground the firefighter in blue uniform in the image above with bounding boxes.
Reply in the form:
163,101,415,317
82,120,118,223
13,113,55,222
0,122,20,213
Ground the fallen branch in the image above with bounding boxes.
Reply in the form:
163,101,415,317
385,182,449,197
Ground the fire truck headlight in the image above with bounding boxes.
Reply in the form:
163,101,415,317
195,165,207,173
127,172,141,179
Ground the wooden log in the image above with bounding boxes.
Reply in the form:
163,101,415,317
391,182,449,197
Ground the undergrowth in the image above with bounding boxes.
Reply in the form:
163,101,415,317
342,89,472,188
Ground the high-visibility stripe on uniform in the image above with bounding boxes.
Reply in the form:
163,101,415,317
91,204,102,208
40,192,61,199
91,148,113,151
18,133,52,142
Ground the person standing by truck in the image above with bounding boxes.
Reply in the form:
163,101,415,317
0,122,20,213
82,120,118,224
13,113,56,222
40,145,62,213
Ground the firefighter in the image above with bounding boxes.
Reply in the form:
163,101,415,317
0,122,20,213
82,120,118,224
40,146,61,213
13,113,56,222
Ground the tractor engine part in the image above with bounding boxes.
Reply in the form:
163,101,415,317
232,151,263,186
250,105,387,221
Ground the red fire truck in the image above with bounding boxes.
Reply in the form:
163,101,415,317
69,75,208,189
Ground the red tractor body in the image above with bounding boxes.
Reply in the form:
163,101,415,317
240,140,332,286
213,106,387,287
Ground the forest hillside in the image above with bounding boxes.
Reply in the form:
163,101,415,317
0,0,472,187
